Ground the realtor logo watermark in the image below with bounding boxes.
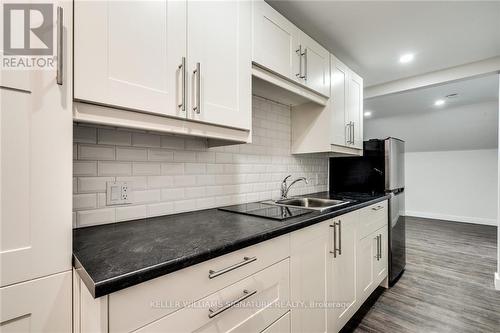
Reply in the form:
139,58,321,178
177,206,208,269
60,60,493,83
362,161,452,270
2,3,56,70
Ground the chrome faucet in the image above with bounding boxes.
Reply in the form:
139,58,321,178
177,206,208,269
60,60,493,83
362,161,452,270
280,175,308,199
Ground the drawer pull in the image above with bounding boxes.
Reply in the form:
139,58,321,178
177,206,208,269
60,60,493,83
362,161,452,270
208,289,257,318
371,205,384,211
208,256,257,279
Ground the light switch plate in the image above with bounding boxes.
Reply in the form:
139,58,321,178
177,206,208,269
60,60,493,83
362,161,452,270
106,181,132,206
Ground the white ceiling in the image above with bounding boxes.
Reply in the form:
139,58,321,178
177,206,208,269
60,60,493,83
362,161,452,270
364,74,499,119
268,1,500,87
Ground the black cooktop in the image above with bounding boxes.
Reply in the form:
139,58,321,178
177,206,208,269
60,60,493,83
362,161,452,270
219,202,312,220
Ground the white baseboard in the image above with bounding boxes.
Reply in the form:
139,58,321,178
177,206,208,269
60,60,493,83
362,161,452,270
405,210,498,226
495,272,500,290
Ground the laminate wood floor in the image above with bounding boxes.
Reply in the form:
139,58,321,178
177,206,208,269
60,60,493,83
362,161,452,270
342,216,500,333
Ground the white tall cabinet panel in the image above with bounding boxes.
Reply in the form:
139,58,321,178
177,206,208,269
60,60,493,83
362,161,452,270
252,0,300,81
1,1,73,332
74,0,187,118
1,1,72,288
188,0,251,130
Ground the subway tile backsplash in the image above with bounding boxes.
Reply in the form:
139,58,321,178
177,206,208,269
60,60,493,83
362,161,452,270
73,96,329,228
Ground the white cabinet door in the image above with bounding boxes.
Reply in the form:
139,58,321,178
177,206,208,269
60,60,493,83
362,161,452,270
1,272,72,333
252,0,300,81
373,226,389,285
347,71,363,149
0,0,72,287
74,0,187,118
328,212,358,332
330,55,348,147
188,0,251,130
290,221,330,333
298,32,330,97
356,234,376,303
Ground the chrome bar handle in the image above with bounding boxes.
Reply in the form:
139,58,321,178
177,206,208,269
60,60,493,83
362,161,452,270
374,235,379,260
295,45,302,79
346,123,351,144
371,205,384,211
193,62,201,114
56,6,63,85
337,220,342,255
378,234,382,259
208,289,257,318
329,223,336,257
301,48,308,80
378,235,381,260
352,122,355,145
178,57,186,111
208,256,257,279
350,122,354,144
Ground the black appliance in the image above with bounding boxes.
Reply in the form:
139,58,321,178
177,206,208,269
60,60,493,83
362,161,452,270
329,137,406,285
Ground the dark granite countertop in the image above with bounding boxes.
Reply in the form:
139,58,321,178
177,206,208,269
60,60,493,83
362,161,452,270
73,191,389,298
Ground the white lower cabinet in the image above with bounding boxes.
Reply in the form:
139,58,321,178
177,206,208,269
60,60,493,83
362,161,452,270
373,226,389,285
136,259,289,333
74,201,388,333
290,221,330,333
291,200,388,333
356,232,376,302
328,212,358,333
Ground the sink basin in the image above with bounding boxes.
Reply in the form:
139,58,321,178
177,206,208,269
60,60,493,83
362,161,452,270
267,197,351,212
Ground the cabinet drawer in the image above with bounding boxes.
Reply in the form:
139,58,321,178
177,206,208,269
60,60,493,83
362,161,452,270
136,259,290,333
109,235,289,333
358,200,388,240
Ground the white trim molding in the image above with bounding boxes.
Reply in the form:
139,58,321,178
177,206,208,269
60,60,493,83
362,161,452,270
406,211,497,226
365,56,500,99
495,272,500,291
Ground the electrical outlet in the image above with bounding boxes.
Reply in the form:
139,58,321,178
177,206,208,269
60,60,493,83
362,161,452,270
106,181,132,206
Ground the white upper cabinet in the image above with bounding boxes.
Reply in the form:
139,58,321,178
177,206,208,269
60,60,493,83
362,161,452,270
252,0,300,80
330,55,364,151
252,1,329,97
297,32,330,97
74,1,187,118
74,0,252,136
347,71,364,149
330,57,349,147
187,0,251,130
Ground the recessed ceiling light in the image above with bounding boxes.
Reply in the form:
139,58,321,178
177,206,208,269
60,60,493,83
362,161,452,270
399,53,414,64
434,99,445,106
364,111,372,117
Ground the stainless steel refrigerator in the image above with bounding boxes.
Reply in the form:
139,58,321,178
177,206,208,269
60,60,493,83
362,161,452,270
329,137,406,285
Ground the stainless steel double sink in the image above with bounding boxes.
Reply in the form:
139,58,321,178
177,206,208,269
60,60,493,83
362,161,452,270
264,197,351,212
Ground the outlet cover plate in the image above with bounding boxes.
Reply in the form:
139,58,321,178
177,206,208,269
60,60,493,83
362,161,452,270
106,181,132,206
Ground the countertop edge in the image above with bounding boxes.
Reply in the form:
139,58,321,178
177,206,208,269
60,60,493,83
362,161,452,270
75,195,390,298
